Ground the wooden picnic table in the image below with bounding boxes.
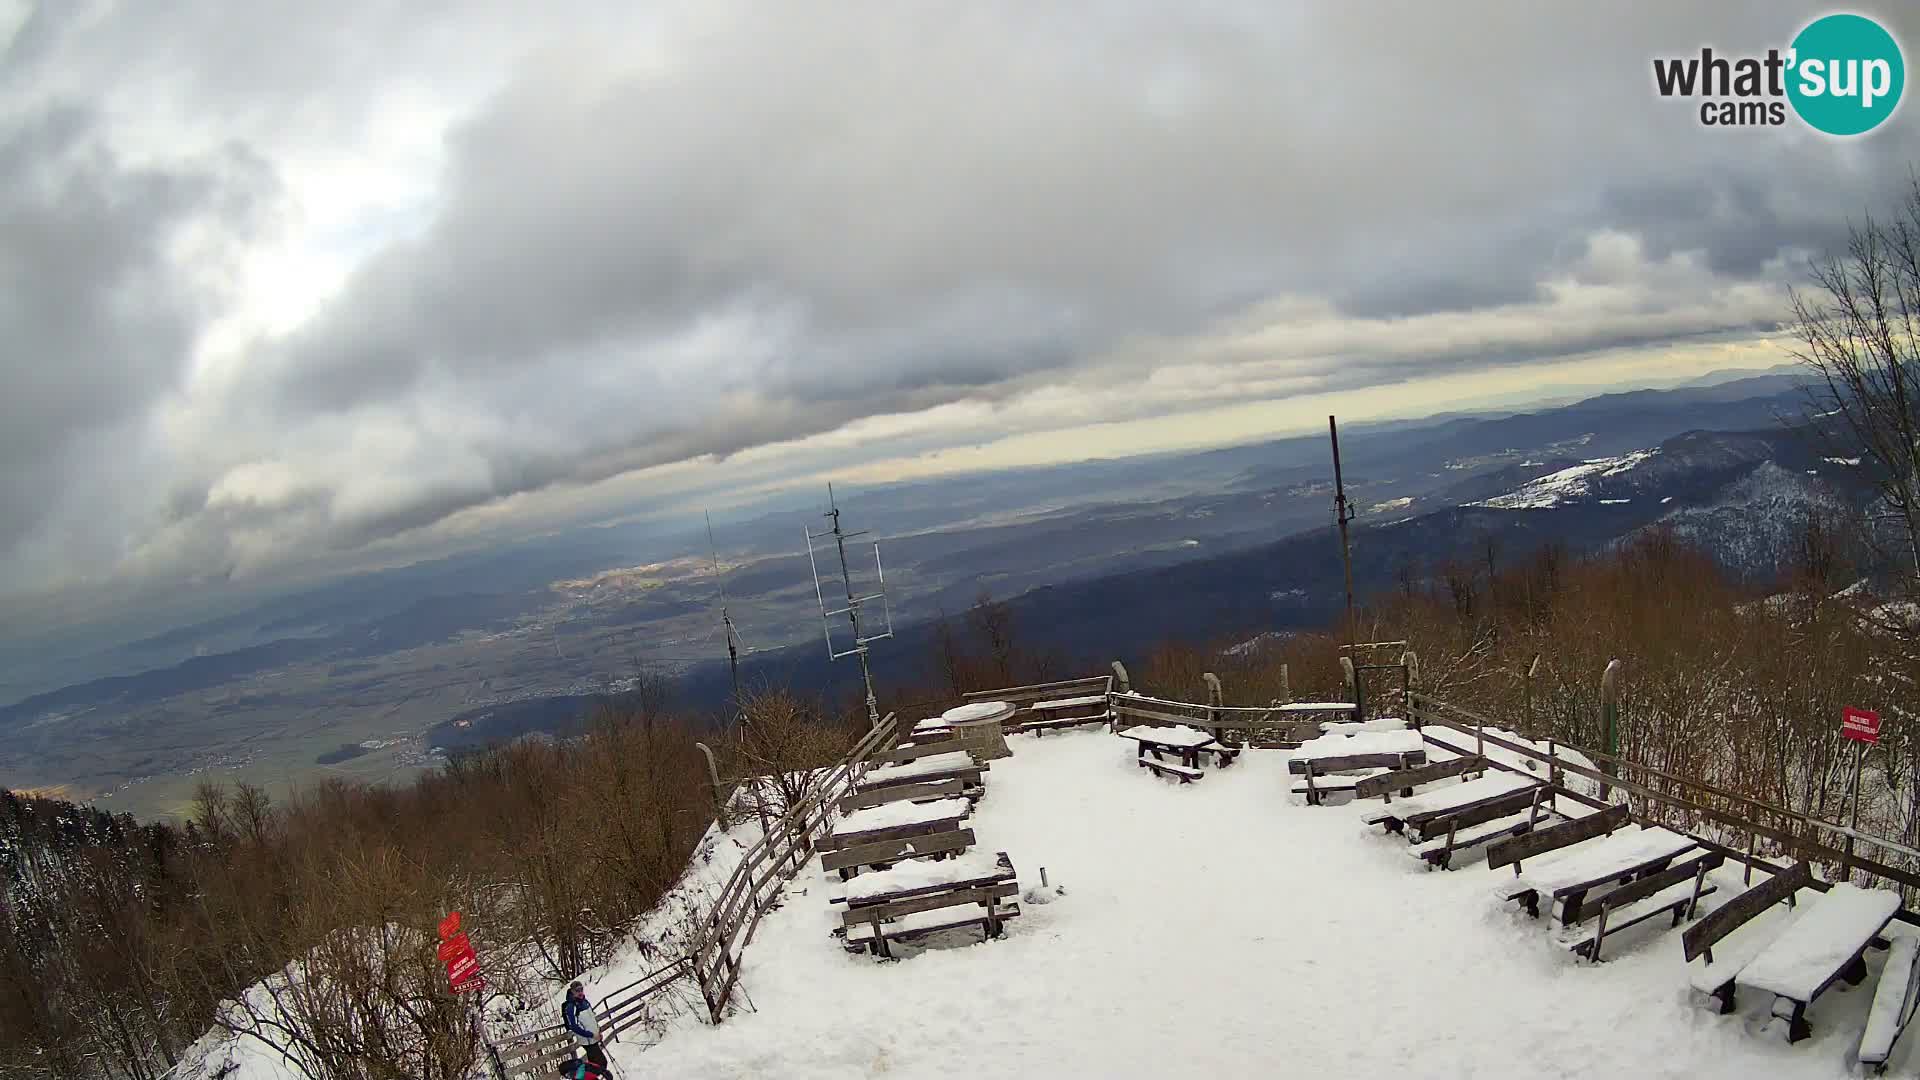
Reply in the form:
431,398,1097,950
1507,825,1697,926
858,751,982,791
1734,883,1901,1042
828,797,970,850
1117,724,1231,769
831,850,1015,909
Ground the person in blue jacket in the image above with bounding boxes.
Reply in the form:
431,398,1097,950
561,981,608,1067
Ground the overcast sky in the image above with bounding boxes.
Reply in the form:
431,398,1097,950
3,1,1917,601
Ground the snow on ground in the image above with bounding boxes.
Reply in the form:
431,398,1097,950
635,727,1914,1078
1471,449,1659,509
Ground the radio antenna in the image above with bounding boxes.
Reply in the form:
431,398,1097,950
805,483,895,727
705,510,742,704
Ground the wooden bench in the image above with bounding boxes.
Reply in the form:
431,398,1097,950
1689,870,1899,1042
1412,786,1554,870
1563,850,1722,962
856,751,987,796
1293,754,1419,805
1412,805,1554,870
838,777,965,815
822,798,970,853
496,1027,573,1080
1288,750,1428,776
1141,757,1204,783
1018,694,1111,735
1363,772,1539,837
820,827,976,880
1355,755,1486,802
1488,803,1630,876
1683,860,1810,1012
842,883,1021,958
1861,935,1920,1073
877,738,968,766
830,850,1015,908
1503,824,1698,925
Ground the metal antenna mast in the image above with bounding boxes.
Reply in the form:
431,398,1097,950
705,510,742,702
1328,415,1358,645
805,483,895,727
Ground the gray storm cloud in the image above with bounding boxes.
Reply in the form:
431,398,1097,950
3,1,1919,596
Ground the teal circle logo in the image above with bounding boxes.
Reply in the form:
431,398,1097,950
1787,13,1904,135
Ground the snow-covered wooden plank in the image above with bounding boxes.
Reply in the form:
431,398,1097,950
1028,694,1108,710
859,752,979,788
832,797,969,839
1860,936,1920,1069
1274,701,1358,712
1738,884,1900,1001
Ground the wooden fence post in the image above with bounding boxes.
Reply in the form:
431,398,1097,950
1278,663,1291,705
694,742,726,822
1400,650,1420,727
1523,653,1540,740
1203,672,1224,743
1340,656,1358,721
1599,659,1622,803
1110,660,1131,694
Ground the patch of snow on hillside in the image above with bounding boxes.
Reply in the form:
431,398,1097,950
1599,498,1631,505
1368,496,1414,514
1824,456,1862,466
1470,449,1659,509
1224,630,1287,657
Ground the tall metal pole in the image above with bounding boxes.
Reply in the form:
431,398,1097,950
1329,416,1358,644
707,511,741,702
809,484,883,727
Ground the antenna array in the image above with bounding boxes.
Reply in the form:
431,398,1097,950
805,484,894,727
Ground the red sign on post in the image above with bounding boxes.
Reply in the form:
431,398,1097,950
1843,706,1882,744
439,911,482,995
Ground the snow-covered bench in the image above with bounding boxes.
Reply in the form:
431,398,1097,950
1354,755,1486,802
1683,860,1810,1010
1686,864,1900,1043
820,827,976,880
856,751,986,795
1363,771,1538,838
842,880,1022,958
824,797,970,851
1561,850,1722,962
1860,935,1920,1073
839,777,967,815
1502,824,1698,925
1292,754,1420,805
1487,802,1630,876
830,849,1015,908
1410,801,1557,871
1018,693,1112,735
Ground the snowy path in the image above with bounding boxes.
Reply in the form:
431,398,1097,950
637,729,1911,1078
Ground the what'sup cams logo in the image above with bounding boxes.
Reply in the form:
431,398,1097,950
1654,12,1904,135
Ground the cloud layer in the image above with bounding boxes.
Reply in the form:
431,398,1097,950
4,1,1919,595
